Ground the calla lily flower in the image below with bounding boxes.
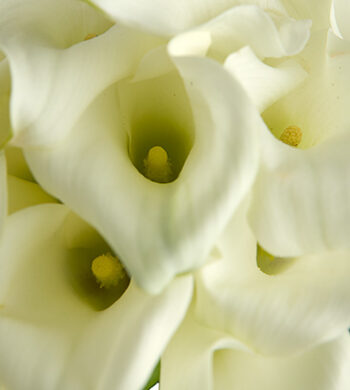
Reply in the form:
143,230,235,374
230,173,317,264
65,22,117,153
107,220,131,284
158,198,350,389
0,204,193,390
244,0,350,256
0,0,164,147
161,306,350,390
0,0,278,293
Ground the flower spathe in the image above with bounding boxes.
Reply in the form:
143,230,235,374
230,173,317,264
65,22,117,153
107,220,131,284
0,0,350,389
0,204,193,390
6,0,269,293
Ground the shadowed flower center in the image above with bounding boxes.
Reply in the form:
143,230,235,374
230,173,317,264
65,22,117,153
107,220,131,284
256,245,295,275
84,33,98,41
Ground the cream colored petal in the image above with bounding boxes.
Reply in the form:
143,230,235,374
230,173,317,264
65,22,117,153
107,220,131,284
224,46,307,112
250,129,350,256
199,5,310,62
87,0,288,36
282,0,332,31
26,56,261,293
213,333,350,390
0,0,164,146
0,204,193,390
161,308,243,390
331,0,350,40
195,198,350,355
263,29,350,147
162,305,350,390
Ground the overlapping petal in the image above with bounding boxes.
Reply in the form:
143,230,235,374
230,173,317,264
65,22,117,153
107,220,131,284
87,0,288,36
25,54,262,293
0,204,193,390
250,125,350,257
161,306,350,390
0,0,164,146
224,46,307,112
195,201,350,355
281,0,332,31
331,0,350,40
196,5,310,61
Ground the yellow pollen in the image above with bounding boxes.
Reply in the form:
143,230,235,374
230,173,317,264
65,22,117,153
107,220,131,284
279,125,302,147
91,253,126,289
84,33,97,41
144,146,173,183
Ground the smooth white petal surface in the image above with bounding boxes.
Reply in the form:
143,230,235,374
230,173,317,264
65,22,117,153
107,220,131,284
250,128,350,256
161,309,242,390
195,200,350,355
213,334,350,390
162,307,350,390
0,0,164,146
198,5,310,62
282,0,332,31
224,46,307,112
331,0,350,39
0,204,193,390
88,0,288,36
26,55,261,293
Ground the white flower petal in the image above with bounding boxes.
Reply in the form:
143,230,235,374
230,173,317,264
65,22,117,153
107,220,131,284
168,30,212,57
263,29,350,148
224,46,307,112
0,204,193,390
132,46,174,83
88,0,288,36
0,0,164,146
213,333,350,390
26,56,261,293
327,29,350,57
162,307,350,390
331,0,350,40
161,308,242,390
199,5,310,62
195,200,350,355
282,0,332,31
250,130,350,256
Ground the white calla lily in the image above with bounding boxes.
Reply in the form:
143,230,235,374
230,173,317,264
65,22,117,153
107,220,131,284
25,54,262,293
245,0,350,255
0,204,193,390
194,201,350,355
161,307,350,390
0,0,164,147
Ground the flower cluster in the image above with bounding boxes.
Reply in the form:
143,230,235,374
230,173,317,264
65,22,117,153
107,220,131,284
0,0,350,389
